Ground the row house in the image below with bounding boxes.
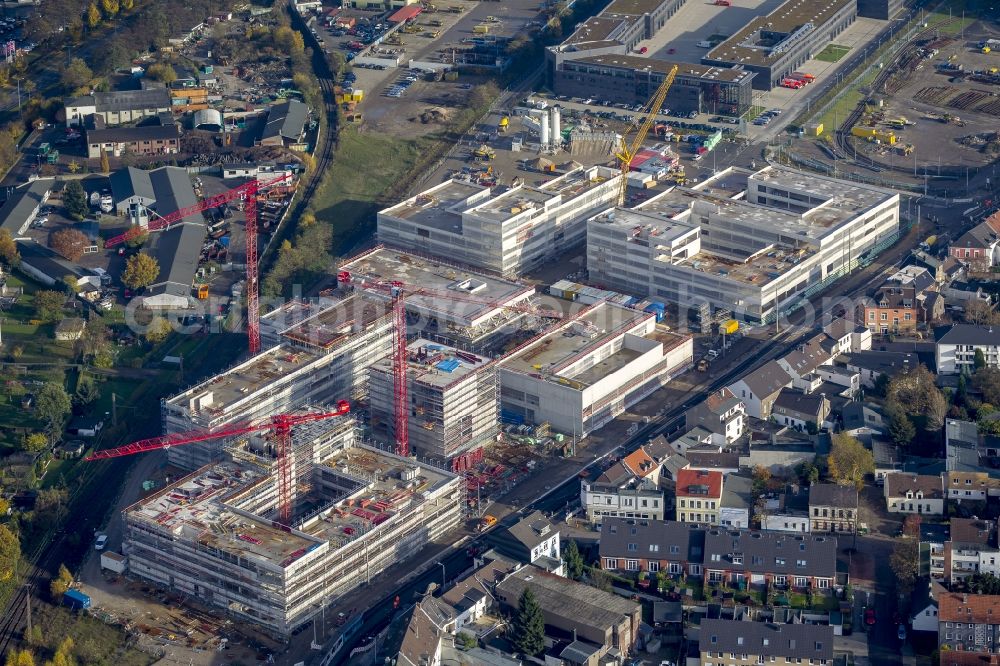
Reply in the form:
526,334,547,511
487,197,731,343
945,471,1000,504
599,518,706,578
676,469,724,525
940,592,1000,653
699,619,834,666
947,518,1000,585
883,473,945,515
703,529,838,592
808,483,858,533
581,445,669,525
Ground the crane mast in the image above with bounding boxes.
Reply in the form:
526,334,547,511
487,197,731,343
615,65,678,206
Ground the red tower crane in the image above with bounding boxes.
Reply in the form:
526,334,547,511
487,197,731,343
105,172,293,356
336,271,565,459
85,401,350,524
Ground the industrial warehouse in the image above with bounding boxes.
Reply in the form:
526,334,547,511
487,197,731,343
122,422,463,637
587,166,901,322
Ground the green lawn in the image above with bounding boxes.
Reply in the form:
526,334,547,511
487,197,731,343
24,603,157,666
815,44,850,63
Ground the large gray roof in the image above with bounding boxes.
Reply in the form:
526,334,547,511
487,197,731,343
773,389,827,419
699,619,834,660
110,166,157,204
840,350,919,376
734,360,793,399
934,324,999,346
82,87,171,114
0,179,52,236
599,518,705,562
147,220,206,297
703,528,838,578
503,510,557,551
262,99,308,142
808,483,858,509
87,123,178,145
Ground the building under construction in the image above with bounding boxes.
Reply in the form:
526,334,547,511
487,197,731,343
162,293,394,469
122,418,463,637
368,338,498,464
337,246,549,353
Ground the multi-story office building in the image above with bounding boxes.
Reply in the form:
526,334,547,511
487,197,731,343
368,339,498,463
587,166,900,323
498,302,693,437
377,166,621,278
163,293,394,469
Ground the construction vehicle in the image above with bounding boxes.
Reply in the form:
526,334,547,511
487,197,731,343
697,358,710,371
448,4,464,12
196,284,209,299
614,64,678,205
478,515,497,531
851,126,896,145
86,403,351,524
105,172,292,355
473,144,496,160
429,19,443,26
425,30,440,38
498,116,509,133
402,23,422,33
473,23,490,34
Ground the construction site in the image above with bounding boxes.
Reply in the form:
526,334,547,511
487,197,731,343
368,339,498,465
122,419,463,638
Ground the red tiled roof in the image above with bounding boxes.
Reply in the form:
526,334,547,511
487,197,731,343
942,651,1000,666
388,5,422,23
675,469,722,498
622,448,656,478
939,592,1000,624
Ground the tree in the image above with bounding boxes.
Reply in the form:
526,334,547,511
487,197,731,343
144,316,171,344
966,572,1000,595
145,63,177,84
99,149,110,174
751,465,772,496
974,368,1000,407
974,348,988,370
35,383,71,431
122,252,159,290
872,372,891,398
74,376,99,407
22,433,48,453
563,540,584,580
885,399,916,447
890,538,919,595
827,433,874,490
50,228,89,261
4,651,33,666
33,290,66,323
63,180,89,220
926,389,948,432
50,563,73,598
0,228,18,265
964,300,1000,326
902,514,922,538
0,524,20,583
456,631,477,650
511,588,545,657
86,3,101,28
101,0,119,17
60,58,92,92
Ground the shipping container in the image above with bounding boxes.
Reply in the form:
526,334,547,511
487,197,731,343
721,319,739,335
100,551,127,574
63,589,91,610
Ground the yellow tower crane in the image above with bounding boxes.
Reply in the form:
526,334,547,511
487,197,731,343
614,65,678,206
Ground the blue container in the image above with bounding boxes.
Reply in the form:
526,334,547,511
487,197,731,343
63,589,91,610
219,236,230,247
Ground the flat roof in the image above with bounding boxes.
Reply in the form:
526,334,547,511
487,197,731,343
571,54,753,84
369,338,492,390
381,179,487,234
339,247,534,329
706,0,855,67
278,293,391,350
469,187,556,224
562,16,628,46
603,0,670,16
501,302,658,383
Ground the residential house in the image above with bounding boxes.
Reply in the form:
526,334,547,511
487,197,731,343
873,440,902,482
940,653,1000,666
936,324,1000,374
841,403,885,439
864,283,922,334
581,445,665,524
85,116,180,159
0,179,52,238
761,485,811,533
394,597,453,666
440,554,516,632
494,566,642,658
939,591,1000,652
944,470,1000,504
720,474,753,529
599,518,705,578
676,469,724,525
777,334,836,388
685,451,741,474
923,522,950,581
912,248,966,284
823,317,873,355
809,484,858,533
490,510,561,572
685,388,747,445
946,419,984,472
771,390,831,432
703,529,838,591
699,619,834,666
947,518,1000,584
910,580,944,633
949,212,1000,273
64,87,172,127
728,361,794,420
840,351,918,389
883,473,944,515
259,99,309,148
54,318,86,341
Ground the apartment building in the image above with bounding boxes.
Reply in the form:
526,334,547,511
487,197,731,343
939,592,1000,652
684,388,746,445
935,325,1000,374
123,438,463,637
699,619,834,666
808,484,858,533
163,294,394,469
368,339,497,463
703,529,838,590
760,486,811,534
676,469,723,525
377,166,621,278
587,166,900,323
499,302,693,437
947,518,1000,584
883,474,944,515
599,518,706,578
581,446,665,524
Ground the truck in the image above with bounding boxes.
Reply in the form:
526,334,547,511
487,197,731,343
851,126,896,144
789,71,815,83
498,116,509,132
63,589,91,611
473,23,489,34
478,515,497,531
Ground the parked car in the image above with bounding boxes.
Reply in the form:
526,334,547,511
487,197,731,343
94,533,108,550
865,608,876,626
897,625,906,641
